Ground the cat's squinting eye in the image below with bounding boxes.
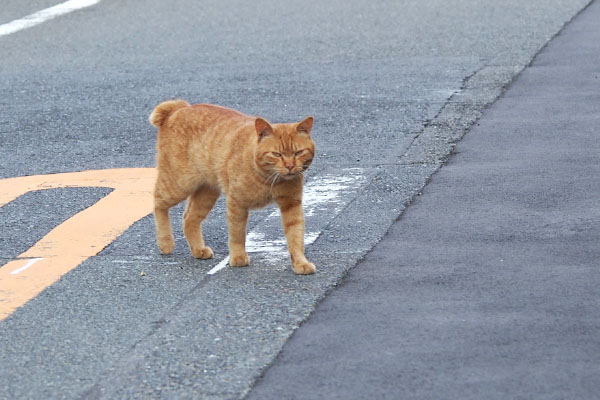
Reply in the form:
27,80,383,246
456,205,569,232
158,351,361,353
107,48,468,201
294,150,304,156
271,152,282,157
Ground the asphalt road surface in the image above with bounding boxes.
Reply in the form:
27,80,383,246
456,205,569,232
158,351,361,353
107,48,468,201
248,1,600,398
0,0,594,398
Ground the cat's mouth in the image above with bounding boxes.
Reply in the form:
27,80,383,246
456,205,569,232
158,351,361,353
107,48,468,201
281,172,299,180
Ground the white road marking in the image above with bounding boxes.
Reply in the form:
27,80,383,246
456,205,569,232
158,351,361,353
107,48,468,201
207,256,230,275
10,258,44,275
206,232,320,275
207,171,364,275
0,0,101,37
302,175,362,217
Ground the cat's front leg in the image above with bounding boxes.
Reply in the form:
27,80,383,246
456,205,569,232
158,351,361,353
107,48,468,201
276,195,316,275
226,199,250,267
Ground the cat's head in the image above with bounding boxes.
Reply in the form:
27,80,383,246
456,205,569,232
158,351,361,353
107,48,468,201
254,116,315,181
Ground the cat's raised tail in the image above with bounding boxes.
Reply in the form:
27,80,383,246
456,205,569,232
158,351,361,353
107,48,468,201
149,99,190,128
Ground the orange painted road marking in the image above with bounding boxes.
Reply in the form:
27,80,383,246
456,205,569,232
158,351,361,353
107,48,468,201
0,168,156,321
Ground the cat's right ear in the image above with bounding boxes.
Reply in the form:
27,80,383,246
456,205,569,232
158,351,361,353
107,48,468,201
255,118,273,141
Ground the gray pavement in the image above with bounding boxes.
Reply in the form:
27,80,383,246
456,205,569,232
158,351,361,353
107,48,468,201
0,0,597,399
247,1,600,399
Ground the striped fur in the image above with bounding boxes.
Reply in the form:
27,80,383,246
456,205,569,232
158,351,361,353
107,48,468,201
150,101,316,274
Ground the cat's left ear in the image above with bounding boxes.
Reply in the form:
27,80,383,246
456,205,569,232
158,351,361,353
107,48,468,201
255,118,274,141
296,116,314,136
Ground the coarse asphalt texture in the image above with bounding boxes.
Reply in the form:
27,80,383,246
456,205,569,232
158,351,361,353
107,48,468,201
0,0,597,399
247,1,600,399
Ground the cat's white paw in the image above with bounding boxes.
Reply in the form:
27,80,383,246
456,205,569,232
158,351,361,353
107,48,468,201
230,254,250,267
293,261,316,275
158,236,175,254
192,246,214,259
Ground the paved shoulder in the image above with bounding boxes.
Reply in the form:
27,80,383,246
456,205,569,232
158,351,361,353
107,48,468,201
247,1,600,399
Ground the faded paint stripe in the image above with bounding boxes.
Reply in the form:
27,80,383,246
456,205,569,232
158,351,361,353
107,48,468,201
10,258,43,275
0,0,101,37
206,172,364,274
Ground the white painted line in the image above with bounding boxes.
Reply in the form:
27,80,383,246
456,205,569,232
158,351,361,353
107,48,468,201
206,171,364,275
206,233,320,275
11,258,44,275
207,256,230,275
0,0,101,37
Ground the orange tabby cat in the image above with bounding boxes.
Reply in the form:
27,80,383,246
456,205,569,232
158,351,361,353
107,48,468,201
149,100,316,274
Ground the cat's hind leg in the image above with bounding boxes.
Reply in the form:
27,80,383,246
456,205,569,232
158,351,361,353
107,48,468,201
153,179,187,255
183,186,220,259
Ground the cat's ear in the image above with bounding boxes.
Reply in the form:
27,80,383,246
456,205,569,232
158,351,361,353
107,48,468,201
255,118,273,141
296,116,314,136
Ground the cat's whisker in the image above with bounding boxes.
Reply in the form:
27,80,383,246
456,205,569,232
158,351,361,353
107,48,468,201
267,171,279,184
265,171,274,184
269,172,281,192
